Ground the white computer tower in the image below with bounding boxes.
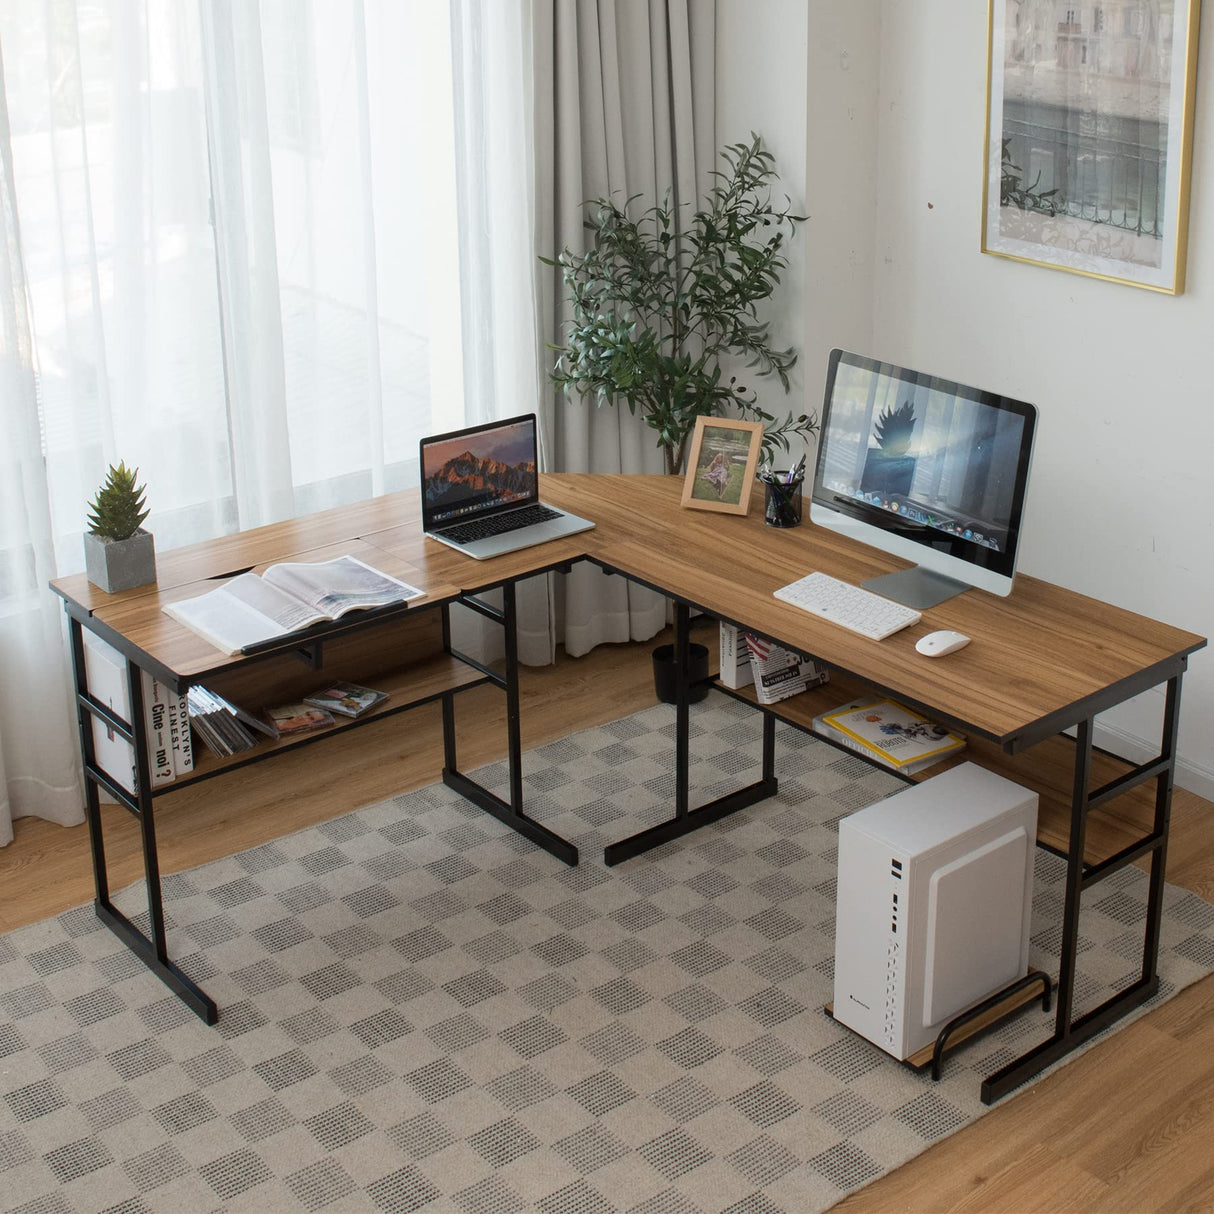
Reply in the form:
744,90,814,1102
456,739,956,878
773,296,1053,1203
833,762,1038,1060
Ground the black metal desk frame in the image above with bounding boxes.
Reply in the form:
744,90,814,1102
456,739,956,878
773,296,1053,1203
586,554,1193,1104
62,579,579,1028
61,543,1194,1105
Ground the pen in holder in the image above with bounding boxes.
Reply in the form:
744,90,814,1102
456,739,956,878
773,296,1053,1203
761,469,805,528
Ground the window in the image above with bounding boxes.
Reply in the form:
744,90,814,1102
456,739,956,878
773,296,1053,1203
1,1,470,557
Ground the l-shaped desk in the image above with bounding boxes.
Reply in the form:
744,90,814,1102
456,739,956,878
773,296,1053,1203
52,473,1206,1103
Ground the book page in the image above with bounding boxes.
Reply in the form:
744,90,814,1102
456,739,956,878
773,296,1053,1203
164,573,322,655
263,556,422,619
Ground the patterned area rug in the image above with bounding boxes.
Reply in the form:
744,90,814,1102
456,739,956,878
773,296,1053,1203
2,696,1213,1214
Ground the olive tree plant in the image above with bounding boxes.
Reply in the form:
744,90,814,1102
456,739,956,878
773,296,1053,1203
545,133,817,476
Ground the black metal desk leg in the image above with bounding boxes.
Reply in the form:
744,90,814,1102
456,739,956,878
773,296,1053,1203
603,603,778,866
675,602,690,818
68,615,218,1024
981,681,1183,1104
1140,674,1182,984
69,618,112,908
503,583,525,816
1054,716,1094,1035
762,712,776,783
441,595,578,867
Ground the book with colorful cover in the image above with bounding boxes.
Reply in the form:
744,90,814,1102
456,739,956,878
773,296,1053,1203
812,698,966,774
302,681,389,719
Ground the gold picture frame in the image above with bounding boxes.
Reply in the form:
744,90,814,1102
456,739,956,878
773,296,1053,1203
982,0,1201,294
680,417,764,515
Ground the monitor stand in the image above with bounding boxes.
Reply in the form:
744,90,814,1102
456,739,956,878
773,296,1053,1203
862,566,968,610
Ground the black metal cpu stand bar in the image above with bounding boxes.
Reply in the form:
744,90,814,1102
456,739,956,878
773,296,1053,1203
441,585,578,868
68,616,220,1026
980,673,1183,1104
604,600,778,867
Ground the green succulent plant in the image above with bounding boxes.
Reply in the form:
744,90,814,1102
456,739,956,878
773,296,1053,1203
86,462,150,542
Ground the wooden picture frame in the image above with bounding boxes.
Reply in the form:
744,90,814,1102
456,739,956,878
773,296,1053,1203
982,0,1201,294
680,417,764,515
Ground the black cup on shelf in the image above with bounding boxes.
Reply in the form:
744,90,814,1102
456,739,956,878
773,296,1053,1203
763,474,804,527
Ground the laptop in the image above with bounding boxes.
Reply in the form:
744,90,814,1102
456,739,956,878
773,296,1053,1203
419,414,595,560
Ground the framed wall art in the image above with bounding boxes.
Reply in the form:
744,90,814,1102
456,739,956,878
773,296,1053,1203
982,0,1201,293
680,417,764,516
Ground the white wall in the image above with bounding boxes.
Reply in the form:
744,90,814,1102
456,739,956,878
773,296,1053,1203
871,2,1213,792
718,1,1212,791
715,0,813,451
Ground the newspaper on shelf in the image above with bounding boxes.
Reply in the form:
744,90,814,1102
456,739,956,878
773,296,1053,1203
744,632,828,704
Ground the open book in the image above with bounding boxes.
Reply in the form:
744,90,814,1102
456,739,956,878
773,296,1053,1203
164,555,423,656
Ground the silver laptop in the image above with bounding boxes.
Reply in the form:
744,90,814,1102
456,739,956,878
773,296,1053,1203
420,414,595,560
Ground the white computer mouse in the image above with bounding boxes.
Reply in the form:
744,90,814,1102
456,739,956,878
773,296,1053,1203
915,629,971,658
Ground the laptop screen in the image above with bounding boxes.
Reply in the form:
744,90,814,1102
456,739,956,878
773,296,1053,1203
420,414,539,529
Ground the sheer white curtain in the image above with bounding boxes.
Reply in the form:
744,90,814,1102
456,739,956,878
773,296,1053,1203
0,53,84,845
527,0,718,659
0,0,530,841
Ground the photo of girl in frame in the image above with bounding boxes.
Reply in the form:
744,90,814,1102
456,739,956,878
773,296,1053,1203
680,417,764,516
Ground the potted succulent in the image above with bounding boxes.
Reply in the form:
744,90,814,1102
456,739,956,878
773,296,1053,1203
83,461,156,593
545,132,818,476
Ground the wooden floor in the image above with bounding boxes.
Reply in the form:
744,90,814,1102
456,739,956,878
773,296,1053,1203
3,627,1212,1212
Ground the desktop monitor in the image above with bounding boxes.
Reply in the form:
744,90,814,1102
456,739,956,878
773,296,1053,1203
810,349,1037,607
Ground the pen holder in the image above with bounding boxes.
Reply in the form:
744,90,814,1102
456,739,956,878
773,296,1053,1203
763,475,804,527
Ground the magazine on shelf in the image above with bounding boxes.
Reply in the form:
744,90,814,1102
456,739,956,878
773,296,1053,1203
163,555,424,656
264,702,335,735
744,633,829,704
812,698,966,774
302,681,389,719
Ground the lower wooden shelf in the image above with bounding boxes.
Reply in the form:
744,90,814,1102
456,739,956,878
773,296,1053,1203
717,676,1156,869
162,653,489,788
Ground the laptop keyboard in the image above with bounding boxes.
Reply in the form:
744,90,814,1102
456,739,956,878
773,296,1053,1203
439,503,561,545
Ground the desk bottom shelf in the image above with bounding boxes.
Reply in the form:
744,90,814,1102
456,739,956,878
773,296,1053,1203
716,678,1159,870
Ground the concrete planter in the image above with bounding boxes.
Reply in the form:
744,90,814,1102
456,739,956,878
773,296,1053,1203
83,529,156,594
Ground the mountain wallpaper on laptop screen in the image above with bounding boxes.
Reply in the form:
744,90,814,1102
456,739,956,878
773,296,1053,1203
423,451,537,512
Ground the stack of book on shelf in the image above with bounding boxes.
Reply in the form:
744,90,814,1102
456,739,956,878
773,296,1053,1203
186,687,277,757
812,697,967,775
82,632,193,796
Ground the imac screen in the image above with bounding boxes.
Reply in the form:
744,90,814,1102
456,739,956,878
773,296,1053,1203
812,350,1036,589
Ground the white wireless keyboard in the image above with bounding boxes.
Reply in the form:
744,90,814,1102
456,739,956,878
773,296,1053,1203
773,571,922,640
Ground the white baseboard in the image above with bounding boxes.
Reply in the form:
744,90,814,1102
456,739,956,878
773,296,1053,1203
1092,721,1214,803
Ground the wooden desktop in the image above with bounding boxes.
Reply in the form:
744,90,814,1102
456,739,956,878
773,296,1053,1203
52,472,1206,1102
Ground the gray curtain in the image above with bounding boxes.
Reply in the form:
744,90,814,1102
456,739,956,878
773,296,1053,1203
520,0,717,662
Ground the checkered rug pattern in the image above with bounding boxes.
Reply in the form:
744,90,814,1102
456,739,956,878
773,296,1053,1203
3,696,1213,1214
